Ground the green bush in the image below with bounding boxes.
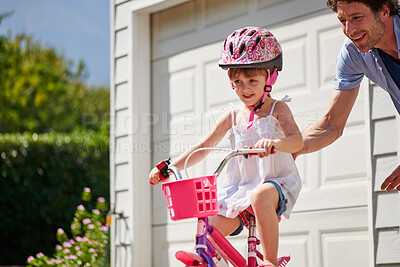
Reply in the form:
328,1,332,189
0,132,109,265
27,187,109,266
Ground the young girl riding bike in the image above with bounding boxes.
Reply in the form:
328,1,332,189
149,27,303,267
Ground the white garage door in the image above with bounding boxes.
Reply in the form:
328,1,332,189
151,1,370,266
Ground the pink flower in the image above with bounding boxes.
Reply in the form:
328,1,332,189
75,246,81,250
57,228,64,234
63,249,70,254
68,255,77,260
36,253,44,258
27,256,34,262
63,241,72,248
82,218,91,225
247,45,262,61
84,187,91,193
97,197,105,202
100,226,109,231
87,224,95,229
92,209,100,215
76,236,89,242
56,245,62,250
77,205,85,211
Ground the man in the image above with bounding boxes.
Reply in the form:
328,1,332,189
294,0,400,192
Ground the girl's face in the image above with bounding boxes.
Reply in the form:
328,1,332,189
231,72,267,107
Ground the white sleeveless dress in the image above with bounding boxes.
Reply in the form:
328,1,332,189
217,100,302,219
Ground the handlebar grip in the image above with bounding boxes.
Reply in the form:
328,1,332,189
246,146,276,156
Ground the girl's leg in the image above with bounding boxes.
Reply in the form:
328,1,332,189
250,183,280,267
209,215,241,236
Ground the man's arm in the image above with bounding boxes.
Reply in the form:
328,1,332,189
294,85,360,157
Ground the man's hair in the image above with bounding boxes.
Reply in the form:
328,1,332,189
326,0,400,16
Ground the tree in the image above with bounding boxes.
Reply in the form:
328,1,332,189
0,22,109,134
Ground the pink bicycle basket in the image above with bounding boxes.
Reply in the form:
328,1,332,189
162,174,218,221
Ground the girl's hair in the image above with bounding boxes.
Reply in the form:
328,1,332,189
228,68,273,80
326,0,400,16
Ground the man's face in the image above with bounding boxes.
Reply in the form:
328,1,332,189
337,1,385,52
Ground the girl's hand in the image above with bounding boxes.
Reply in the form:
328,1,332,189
254,139,277,157
149,167,167,185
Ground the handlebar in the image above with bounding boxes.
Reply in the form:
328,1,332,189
212,148,265,176
155,147,270,182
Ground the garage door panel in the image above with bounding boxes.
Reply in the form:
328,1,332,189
204,0,247,27
279,234,310,267
321,125,367,183
204,59,237,108
257,0,290,9
294,184,367,211
318,26,344,87
170,68,196,115
275,34,308,94
321,231,370,267
152,1,196,45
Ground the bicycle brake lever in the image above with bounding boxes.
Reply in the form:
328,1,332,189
156,158,171,179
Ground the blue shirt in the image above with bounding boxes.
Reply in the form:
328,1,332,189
378,48,400,90
334,12,400,113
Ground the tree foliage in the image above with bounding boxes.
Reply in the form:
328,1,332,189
0,25,109,134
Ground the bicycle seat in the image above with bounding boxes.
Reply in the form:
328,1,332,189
241,205,281,227
245,205,255,215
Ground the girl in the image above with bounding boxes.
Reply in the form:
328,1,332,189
149,27,303,267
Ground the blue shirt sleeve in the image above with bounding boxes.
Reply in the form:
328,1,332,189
334,39,365,91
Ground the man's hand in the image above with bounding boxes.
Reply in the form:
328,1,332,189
381,165,400,192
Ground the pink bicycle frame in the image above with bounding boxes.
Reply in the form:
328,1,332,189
159,149,290,267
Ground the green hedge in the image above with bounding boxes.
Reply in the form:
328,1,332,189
0,132,109,265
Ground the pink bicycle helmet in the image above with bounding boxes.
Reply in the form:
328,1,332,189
219,27,282,71
219,27,283,129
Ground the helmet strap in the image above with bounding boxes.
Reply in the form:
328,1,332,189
246,68,278,130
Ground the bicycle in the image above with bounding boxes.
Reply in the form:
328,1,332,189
154,148,291,267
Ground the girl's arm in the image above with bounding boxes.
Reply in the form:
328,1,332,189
254,101,303,156
149,110,233,185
